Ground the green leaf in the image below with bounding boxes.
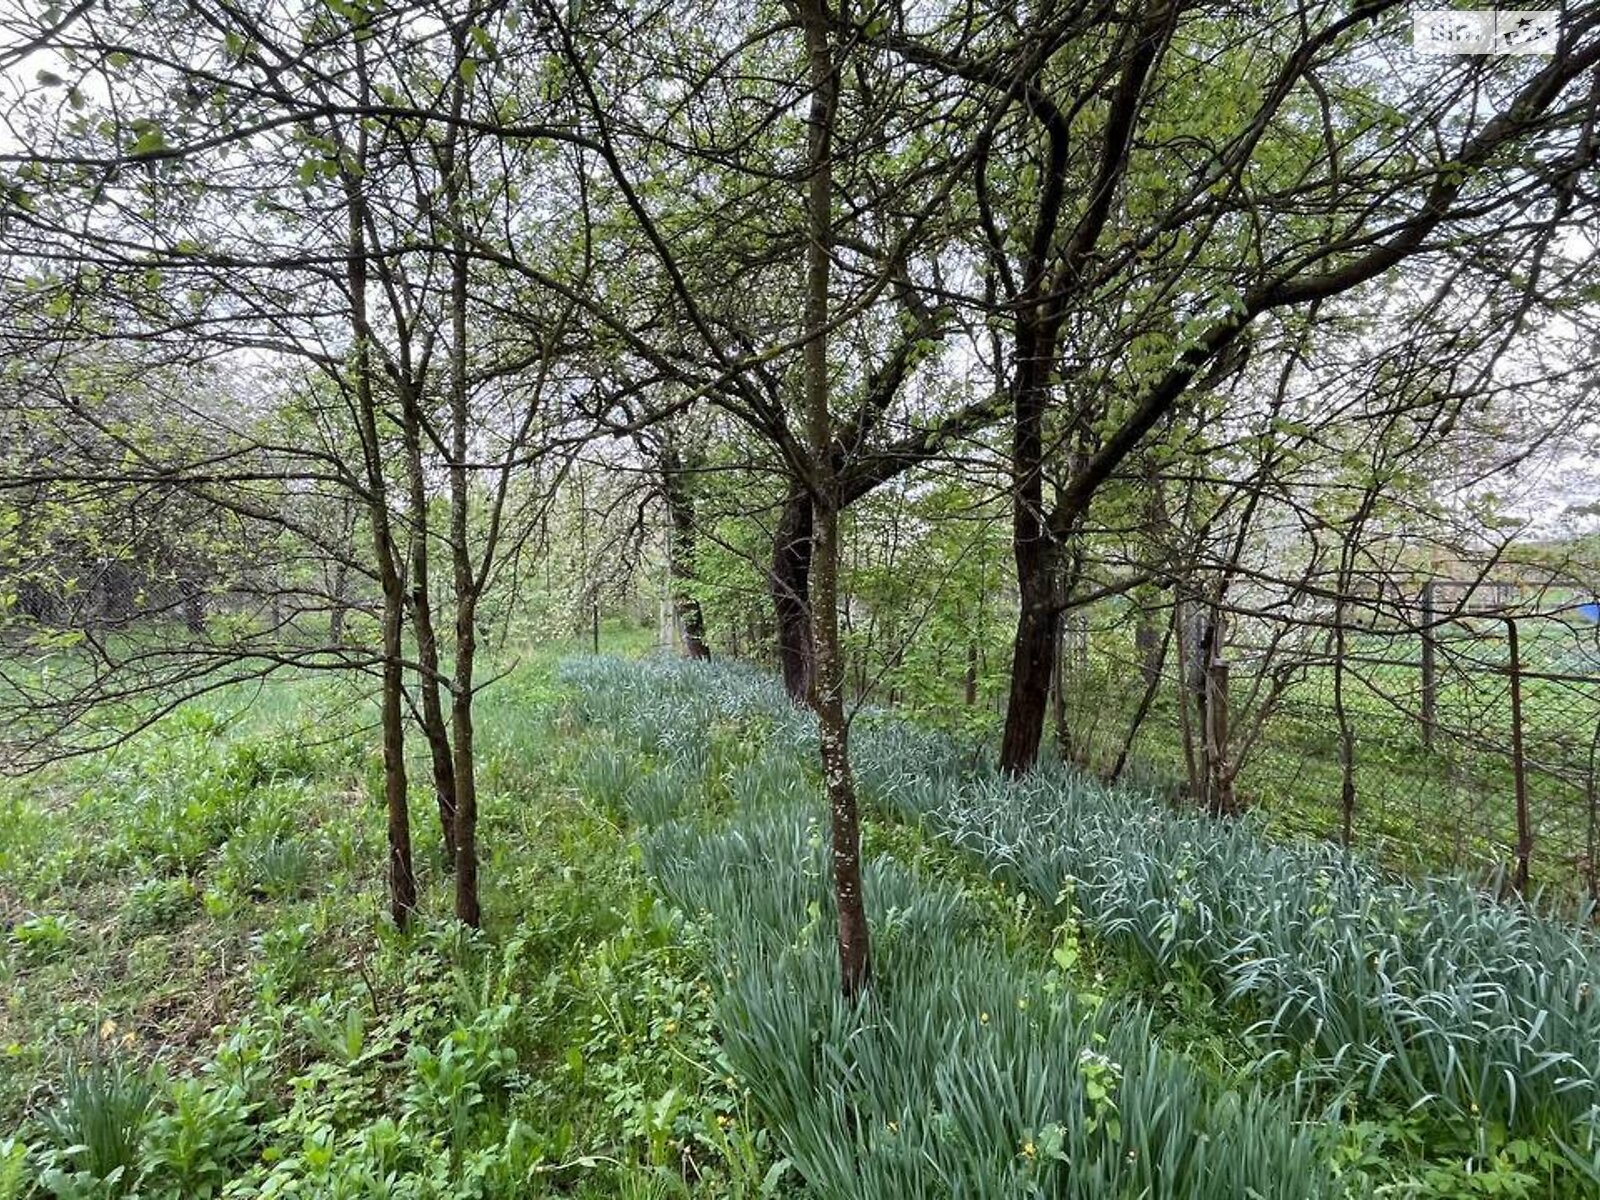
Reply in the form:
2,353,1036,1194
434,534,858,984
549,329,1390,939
130,120,165,155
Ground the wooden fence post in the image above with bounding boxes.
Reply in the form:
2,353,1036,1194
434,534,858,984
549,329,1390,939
1506,617,1531,896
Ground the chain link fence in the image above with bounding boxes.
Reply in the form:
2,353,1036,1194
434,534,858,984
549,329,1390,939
1056,588,1600,903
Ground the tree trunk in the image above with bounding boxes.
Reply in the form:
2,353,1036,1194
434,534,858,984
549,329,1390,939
1135,609,1162,688
1110,605,1174,783
662,436,711,660
771,482,815,700
443,66,481,928
797,0,869,999
329,557,349,644
181,580,206,634
379,573,416,927
399,378,459,865
342,43,414,929
1000,587,1060,776
813,498,870,999
1202,630,1235,817
999,330,1060,775
450,618,479,926
419,665,458,865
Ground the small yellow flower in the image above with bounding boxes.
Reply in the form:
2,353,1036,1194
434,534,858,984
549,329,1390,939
716,1113,733,1129
1021,1140,1037,1159
98,1019,117,1041
980,1011,990,1025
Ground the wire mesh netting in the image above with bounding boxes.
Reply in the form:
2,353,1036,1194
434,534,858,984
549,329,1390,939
1057,595,1600,903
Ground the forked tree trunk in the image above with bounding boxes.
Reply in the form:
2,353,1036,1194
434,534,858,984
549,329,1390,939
400,380,459,865
771,483,815,700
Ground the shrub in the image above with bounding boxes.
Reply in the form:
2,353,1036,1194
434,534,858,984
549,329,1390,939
574,745,637,815
217,833,312,902
0,1140,29,1200
138,1076,257,1200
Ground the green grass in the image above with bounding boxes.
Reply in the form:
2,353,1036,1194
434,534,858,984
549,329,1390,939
0,625,789,1198
10,634,1599,1198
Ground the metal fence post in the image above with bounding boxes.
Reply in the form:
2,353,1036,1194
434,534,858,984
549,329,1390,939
1507,616,1531,896
1420,581,1437,749
1334,597,1356,846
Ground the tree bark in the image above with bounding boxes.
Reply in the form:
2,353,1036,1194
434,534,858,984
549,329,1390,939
181,580,206,634
998,327,1061,776
1000,585,1060,775
771,482,815,700
662,435,711,660
341,48,414,928
797,0,869,999
1135,610,1162,687
329,559,349,644
399,379,459,865
442,54,480,928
